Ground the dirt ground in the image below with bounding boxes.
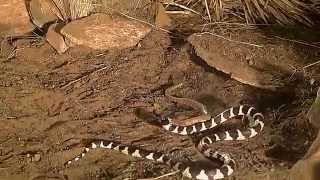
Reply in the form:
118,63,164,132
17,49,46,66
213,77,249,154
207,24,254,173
0,24,319,180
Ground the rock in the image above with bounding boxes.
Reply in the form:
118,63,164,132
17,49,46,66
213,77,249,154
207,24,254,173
290,94,320,180
29,0,60,28
188,33,280,90
307,87,320,128
0,0,34,36
187,32,318,91
290,131,320,180
32,153,41,162
46,23,69,54
61,13,151,50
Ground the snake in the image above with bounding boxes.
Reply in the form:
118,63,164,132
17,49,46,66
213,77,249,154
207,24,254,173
64,84,265,180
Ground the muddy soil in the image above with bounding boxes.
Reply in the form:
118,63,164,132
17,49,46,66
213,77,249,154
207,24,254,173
0,27,319,180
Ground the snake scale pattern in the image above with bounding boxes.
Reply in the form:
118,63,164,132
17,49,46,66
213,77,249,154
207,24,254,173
65,104,264,180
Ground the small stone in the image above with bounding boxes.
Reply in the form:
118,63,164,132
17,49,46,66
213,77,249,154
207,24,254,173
46,23,69,54
32,154,41,162
310,78,316,86
248,59,254,66
307,87,320,128
61,13,151,50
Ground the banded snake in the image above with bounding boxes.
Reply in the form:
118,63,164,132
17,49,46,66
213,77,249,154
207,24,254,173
64,84,265,180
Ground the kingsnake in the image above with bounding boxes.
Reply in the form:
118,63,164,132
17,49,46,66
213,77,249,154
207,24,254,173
64,86,265,180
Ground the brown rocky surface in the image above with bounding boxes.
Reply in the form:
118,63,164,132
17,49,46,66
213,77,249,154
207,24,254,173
290,132,320,180
46,23,69,54
289,87,320,180
0,8,319,179
60,13,152,50
307,87,320,128
188,32,319,91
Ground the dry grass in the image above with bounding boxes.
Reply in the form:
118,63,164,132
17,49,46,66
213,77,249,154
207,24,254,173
174,0,319,26
240,0,315,25
50,0,94,21
45,0,319,26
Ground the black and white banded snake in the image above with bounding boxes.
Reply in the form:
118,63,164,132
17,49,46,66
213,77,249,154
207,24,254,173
64,84,265,180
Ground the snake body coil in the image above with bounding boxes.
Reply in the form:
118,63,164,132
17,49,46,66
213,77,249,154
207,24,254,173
65,104,264,180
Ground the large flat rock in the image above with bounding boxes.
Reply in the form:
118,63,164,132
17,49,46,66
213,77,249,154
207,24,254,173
188,32,319,91
61,13,152,50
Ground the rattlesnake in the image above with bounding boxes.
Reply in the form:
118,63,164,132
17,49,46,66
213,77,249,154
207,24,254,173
64,85,264,180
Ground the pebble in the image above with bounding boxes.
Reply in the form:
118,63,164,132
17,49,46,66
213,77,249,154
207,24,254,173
310,78,315,86
32,154,41,162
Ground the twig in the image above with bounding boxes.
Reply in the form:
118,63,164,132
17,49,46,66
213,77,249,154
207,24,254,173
111,11,171,34
288,64,298,81
162,1,202,16
200,22,271,26
60,66,108,89
203,0,212,22
274,36,320,49
303,60,320,69
199,32,263,48
137,170,180,180
165,10,192,15
200,22,264,31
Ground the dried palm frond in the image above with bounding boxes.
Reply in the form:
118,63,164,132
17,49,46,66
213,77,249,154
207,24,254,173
211,0,224,21
311,0,320,14
240,0,315,26
171,0,319,26
39,0,319,26
69,0,94,20
51,0,94,21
